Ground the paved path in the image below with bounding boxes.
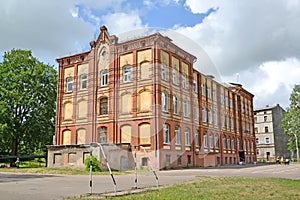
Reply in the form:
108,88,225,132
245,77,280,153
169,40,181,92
0,164,299,200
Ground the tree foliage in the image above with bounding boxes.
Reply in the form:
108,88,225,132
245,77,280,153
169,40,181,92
281,84,300,151
0,49,57,155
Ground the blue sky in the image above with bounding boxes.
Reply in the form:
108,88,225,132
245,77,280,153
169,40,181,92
1,0,300,109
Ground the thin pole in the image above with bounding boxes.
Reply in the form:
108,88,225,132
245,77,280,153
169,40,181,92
89,144,93,194
134,146,138,189
140,146,159,188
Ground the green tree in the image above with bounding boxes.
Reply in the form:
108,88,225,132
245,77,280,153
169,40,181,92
281,84,300,159
0,49,57,156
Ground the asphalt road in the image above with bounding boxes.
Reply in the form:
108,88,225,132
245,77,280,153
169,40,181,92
0,164,299,200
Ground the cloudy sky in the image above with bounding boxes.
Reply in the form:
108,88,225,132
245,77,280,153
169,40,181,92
1,0,299,109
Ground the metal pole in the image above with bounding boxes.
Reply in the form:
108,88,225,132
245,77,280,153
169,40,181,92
294,133,299,161
134,146,138,189
99,143,117,194
89,144,93,194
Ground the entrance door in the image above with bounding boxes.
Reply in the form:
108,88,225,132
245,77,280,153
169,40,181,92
266,152,270,161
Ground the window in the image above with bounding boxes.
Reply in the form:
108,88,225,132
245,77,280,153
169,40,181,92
201,83,206,96
193,80,197,92
187,155,191,165
123,65,131,82
184,128,190,146
215,134,219,148
99,97,108,115
265,137,270,144
80,74,87,90
172,69,178,85
173,95,179,114
227,137,231,150
207,87,212,99
265,126,269,133
175,126,181,145
223,136,226,149
256,137,259,144
212,89,216,100
163,124,170,144
98,127,107,143
214,111,218,126
204,132,208,148
221,114,225,128
202,106,207,122
161,64,167,81
209,134,213,148
194,104,199,120
264,116,268,122
66,77,73,92
208,109,212,124
195,131,200,147
182,75,187,89
183,100,189,117
231,138,235,150
100,69,108,86
141,157,148,166
162,92,169,112
237,139,240,150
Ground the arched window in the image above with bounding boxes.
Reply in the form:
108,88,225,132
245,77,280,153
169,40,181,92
77,100,87,119
209,133,213,148
99,97,108,115
63,102,73,120
161,64,168,81
123,65,131,82
215,134,219,148
139,90,151,111
121,93,132,113
140,62,150,79
195,130,200,147
100,69,108,86
202,106,207,122
223,136,226,149
66,77,72,92
80,74,87,90
98,127,107,143
208,109,212,124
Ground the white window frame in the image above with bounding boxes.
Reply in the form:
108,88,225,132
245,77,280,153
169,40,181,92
101,69,108,86
184,128,190,146
202,106,207,122
183,100,189,117
172,69,178,85
265,137,270,144
163,124,170,144
80,74,87,90
194,104,199,120
182,74,187,89
175,126,181,145
161,64,167,81
162,92,169,112
195,131,199,147
66,77,73,92
193,80,197,93
204,132,208,148
173,95,179,114
209,134,213,148
123,65,131,82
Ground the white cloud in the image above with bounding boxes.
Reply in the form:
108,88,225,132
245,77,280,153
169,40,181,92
102,12,146,35
175,0,300,108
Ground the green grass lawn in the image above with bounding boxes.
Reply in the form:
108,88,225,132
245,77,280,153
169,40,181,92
68,176,300,200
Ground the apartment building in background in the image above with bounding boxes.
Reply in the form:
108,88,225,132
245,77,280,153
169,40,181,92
47,26,256,170
254,104,290,161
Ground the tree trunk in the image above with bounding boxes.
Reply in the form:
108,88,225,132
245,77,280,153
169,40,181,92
11,136,18,156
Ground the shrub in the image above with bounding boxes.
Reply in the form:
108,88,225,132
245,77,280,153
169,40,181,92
84,156,101,172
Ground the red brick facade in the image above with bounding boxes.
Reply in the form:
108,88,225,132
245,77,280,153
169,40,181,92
50,26,256,169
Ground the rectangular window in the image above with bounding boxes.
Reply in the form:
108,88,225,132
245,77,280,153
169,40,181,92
173,96,179,114
172,69,178,85
175,127,181,145
256,137,259,144
204,133,208,148
163,124,170,144
101,70,108,86
80,74,87,90
207,87,212,99
209,134,213,148
194,104,199,120
183,100,189,117
202,107,207,122
185,129,190,146
182,75,187,89
195,131,199,147
66,77,73,92
265,137,270,144
265,126,269,133
193,80,197,92
161,64,167,81
201,83,206,96
264,116,268,122
215,134,219,148
162,92,168,112
123,66,131,82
